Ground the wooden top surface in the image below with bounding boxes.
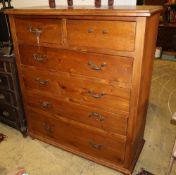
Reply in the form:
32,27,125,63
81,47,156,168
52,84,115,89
5,5,163,17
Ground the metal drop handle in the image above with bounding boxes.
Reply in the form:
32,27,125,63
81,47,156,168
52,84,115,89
88,90,105,99
89,140,103,150
89,112,105,122
102,29,108,34
43,122,54,134
33,54,48,62
35,77,49,86
40,101,51,109
27,25,43,46
28,26,43,35
87,28,94,33
0,78,2,83
88,61,107,71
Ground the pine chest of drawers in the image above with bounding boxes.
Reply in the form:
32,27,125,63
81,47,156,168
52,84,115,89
6,6,162,175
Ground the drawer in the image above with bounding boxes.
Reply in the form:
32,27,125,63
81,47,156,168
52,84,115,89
0,103,17,123
27,108,126,165
67,20,136,52
15,17,62,45
0,74,13,90
22,67,130,114
0,90,16,105
0,60,12,73
26,91,128,135
19,45,133,84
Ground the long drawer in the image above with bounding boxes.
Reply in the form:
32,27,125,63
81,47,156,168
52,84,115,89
25,91,128,135
67,20,136,52
15,17,62,45
19,45,133,84
22,66,130,114
27,107,126,165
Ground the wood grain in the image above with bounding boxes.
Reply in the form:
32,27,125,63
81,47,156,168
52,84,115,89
5,6,163,17
6,6,162,175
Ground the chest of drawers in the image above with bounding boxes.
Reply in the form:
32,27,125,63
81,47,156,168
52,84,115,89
6,6,162,175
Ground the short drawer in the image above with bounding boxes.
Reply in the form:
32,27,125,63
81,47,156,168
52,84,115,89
0,74,13,90
25,91,128,135
15,17,62,45
0,103,17,123
27,108,126,165
22,67,130,114
0,90,16,105
19,45,133,84
67,20,136,52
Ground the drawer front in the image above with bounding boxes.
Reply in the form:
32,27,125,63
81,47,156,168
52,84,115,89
0,90,16,105
25,91,128,135
27,108,126,165
0,104,17,123
0,74,13,90
67,20,136,52
15,17,62,45
22,67,130,114
0,60,11,73
19,45,133,84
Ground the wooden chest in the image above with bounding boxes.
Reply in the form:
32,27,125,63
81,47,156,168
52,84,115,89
6,6,162,175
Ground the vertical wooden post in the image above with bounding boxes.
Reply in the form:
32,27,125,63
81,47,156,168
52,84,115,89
108,0,114,6
95,0,101,7
48,0,56,8
67,0,73,6
2,0,6,9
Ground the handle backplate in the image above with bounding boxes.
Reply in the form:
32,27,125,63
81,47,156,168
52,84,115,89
88,61,107,71
33,54,48,62
35,77,49,86
40,101,51,109
89,112,105,122
88,90,105,99
89,140,103,150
